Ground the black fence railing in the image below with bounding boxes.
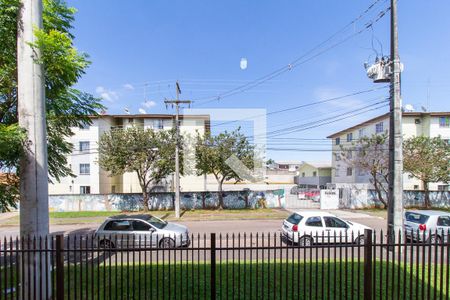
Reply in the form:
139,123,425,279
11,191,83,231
0,230,449,299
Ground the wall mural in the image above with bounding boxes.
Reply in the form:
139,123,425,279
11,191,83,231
48,190,286,212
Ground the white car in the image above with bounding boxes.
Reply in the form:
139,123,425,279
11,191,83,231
281,211,371,246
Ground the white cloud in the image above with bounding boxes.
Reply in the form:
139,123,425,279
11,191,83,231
142,100,156,109
95,86,118,103
123,83,134,90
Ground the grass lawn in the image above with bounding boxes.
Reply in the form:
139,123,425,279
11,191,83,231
2,260,447,299
0,209,290,226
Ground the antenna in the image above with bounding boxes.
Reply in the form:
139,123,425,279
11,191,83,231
124,107,130,115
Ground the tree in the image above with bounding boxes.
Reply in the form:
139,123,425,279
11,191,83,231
0,0,103,210
403,136,450,208
195,128,255,209
98,126,178,211
340,133,389,208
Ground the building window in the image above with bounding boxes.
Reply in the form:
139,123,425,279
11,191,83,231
413,185,419,190
335,168,339,177
415,118,421,124
357,168,366,176
375,122,384,133
80,186,91,194
79,141,90,152
154,119,164,129
439,117,450,128
335,137,340,145
358,128,365,138
79,123,90,130
111,185,116,193
346,167,353,176
79,163,90,175
128,118,134,123
302,172,305,177
438,185,449,192
334,153,341,161
346,133,353,142
347,150,353,159
313,171,317,177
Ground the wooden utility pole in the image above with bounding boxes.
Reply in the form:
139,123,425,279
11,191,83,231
165,82,191,218
17,0,50,297
387,0,404,237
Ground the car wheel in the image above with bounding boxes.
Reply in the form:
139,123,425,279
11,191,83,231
428,235,442,244
160,237,175,248
355,235,365,245
298,236,313,247
99,239,114,249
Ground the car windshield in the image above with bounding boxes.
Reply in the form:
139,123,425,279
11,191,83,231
147,215,167,229
286,213,303,225
405,212,430,224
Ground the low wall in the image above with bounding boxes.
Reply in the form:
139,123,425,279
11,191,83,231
48,190,286,212
344,190,450,209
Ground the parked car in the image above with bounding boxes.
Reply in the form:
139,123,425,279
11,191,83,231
404,210,450,243
94,214,190,248
281,211,371,246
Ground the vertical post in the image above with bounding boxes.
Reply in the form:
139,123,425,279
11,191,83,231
387,0,404,238
17,0,50,298
364,229,373,300
55,235,64,300
210,233,217,300
174,97,180,218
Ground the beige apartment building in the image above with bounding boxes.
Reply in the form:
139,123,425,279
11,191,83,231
327,112,450,191
48,114,210,195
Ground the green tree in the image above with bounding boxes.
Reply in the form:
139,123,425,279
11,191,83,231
98,127,178,211
195,129,255,209
403,136,450,208
0,0,103,210
340,133,389,208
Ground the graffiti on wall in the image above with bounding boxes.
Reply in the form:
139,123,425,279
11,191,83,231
48,190,286,212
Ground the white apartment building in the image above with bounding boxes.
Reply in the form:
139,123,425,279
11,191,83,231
48,114,210,195
327,112,450,191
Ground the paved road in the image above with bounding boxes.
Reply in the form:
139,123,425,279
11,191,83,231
0,210,387,238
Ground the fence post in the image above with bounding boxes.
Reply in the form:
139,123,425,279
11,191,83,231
364,229,373,300
55,235,64,300
210,233,217,300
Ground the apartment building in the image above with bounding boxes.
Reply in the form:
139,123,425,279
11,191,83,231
48,114,210,195
327,112,450,191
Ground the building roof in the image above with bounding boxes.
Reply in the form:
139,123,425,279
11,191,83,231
276,160,304,165
300,162,331,169
92,114,210,120
327,111,450,138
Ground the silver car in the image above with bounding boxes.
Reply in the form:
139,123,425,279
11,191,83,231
404,210,450,243
94,214,190,248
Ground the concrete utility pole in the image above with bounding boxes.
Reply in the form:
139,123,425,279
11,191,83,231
165,82,191,218
17,0,50,297
387,0,404,237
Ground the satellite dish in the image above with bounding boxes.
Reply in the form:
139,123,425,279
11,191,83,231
404,104,414,112
421,106,427,112
138,108,146,114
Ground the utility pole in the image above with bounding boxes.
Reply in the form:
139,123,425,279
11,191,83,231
387,0,404,237
165,82,191,218
17,0,50,297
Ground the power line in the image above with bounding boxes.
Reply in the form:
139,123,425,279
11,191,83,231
212,86,388,127
193,2,390,106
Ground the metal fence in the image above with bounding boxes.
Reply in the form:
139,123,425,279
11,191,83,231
1,230,449,299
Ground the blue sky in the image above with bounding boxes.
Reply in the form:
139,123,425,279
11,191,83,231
68,0,450,162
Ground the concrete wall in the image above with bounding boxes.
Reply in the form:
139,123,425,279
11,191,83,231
335,183,450,208
48,189,286,211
